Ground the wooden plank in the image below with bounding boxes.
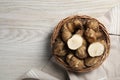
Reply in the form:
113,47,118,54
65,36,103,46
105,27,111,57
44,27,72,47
0,0,119,80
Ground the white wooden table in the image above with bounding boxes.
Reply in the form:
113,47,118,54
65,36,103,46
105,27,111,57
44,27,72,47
0,0,120,80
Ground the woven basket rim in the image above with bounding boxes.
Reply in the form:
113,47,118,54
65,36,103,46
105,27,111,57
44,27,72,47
51,15,110,73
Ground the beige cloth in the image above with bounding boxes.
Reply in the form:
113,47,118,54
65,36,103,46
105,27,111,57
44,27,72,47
68,4,120,80
21,4,120,80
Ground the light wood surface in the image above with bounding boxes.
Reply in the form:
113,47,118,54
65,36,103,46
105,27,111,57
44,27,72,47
0,0,120,80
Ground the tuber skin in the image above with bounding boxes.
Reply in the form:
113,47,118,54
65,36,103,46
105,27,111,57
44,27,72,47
76,30,84,36
73,19,84,30
61,24,72,42
53,38,67,56
64,19,84,34
85,28,104,43
96,31,103,39
66,53,74,63
76,46,87,59
86,19,99,31
76,39,87,59
99,40,107,50
85,28,97,43
66,54,85,70
67,22,74,33
85,57,101,67
74,19,83,27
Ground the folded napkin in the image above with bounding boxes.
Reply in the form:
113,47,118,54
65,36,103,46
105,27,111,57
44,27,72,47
21,4,120,80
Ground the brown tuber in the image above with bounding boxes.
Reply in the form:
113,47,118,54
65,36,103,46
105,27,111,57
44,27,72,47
76,46,87,59
67,22,74,33
85,28,97,43
76,39,87,59
66,54,85,70
74,19,82,26
87,19,99,31
74,19,83,29
85,57,101,67
61,24,72,42
76,30,84,36
53,38,67,56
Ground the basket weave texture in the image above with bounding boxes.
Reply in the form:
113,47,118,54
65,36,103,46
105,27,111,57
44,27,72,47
51,15,110,72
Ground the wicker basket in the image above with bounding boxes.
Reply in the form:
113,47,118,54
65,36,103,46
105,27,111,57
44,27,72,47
51,15,110,73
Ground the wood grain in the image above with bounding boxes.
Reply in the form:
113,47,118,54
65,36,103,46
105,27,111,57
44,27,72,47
0,0,119,80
